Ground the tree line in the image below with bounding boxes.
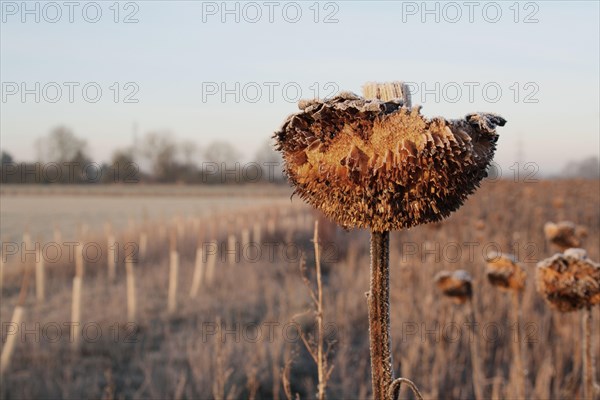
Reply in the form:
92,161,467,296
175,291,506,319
0,126,286,184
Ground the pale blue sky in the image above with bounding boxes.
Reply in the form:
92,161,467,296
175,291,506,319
1,1,598,174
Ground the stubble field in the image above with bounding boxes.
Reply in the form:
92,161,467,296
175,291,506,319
0,179,599,399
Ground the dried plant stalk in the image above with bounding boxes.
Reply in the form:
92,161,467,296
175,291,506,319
368,230,392,399
0,306,24,375
22,232,31,250
0,253,4,299
75,242,84,278
434,270,484,399
53,224,62,243
125,255,136,321
281,349,295,400
485,253,527,397
466,299,485,400
267,214,276,236
71,275,82,349
252,222,261,245
168,249,179,314
189,246,205,298
295,221,334,399
313,221,326,400
71,242,84,349
35,242,45,301
205,239,217,285
241,227,250,250
582,307,595,400
388,377,423,400
139,231,148,260
107,233,116,282
511,291,525,399
190,227,206,298
228,234,237,265
168,229,179,314
0,266,30,375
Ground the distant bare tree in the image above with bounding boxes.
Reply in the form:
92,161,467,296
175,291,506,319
179,140,199,168
106,148,139,183
34,127,93,182
138,132,178,182
36,126,89,164
200,141,243,184
203,141,241,166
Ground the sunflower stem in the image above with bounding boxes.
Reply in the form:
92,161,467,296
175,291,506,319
512,291,526,399
363,82,409,400
582,306,594,399
467,299,485,400
368,230,392,399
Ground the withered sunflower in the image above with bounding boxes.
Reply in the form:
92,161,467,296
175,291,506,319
273,82,505,399
434,269,473,304
536,248,600,312
536,248,600,399
275,87,505,232
485,252,526,292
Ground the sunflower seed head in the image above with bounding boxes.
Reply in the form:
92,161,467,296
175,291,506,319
485,252,526,292
536,249,600,312
273,83,506,232
543,221,586,251
434,270,473,304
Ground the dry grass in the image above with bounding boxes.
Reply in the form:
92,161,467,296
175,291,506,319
0,179,599,399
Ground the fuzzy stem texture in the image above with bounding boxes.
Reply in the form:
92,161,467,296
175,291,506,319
314,222,326,400
368,231,392,399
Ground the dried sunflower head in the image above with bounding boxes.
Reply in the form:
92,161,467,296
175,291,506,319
536,248,600,312
434,270,473,304
485,252,526,292
274,83,506,232
543,221,586,251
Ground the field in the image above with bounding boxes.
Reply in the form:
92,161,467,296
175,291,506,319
0,179,599,399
